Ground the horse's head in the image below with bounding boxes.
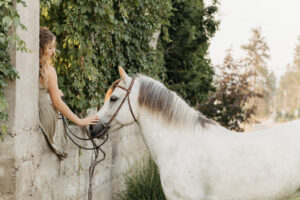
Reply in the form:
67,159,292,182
89,67,139,138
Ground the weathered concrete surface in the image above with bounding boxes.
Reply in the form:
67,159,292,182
111,123,149,198
1,123,147,200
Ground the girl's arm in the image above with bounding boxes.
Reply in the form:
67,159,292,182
47,67,98,126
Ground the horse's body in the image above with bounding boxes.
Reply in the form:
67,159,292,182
139,109,300,200
91,67,300,200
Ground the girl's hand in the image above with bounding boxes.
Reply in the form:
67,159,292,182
78,115,99,126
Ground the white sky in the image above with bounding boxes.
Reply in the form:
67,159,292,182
208,0,300,80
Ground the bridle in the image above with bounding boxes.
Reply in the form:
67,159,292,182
91,77,137,138
106,77,137,125
62,77,137,151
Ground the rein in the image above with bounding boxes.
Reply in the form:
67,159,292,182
61,114,108,150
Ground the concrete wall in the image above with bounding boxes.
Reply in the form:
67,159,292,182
1,122,148,200
0,0,149,199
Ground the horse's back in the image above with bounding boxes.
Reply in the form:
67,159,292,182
190,120,300,200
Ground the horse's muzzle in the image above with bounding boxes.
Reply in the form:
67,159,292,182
89,122,110,139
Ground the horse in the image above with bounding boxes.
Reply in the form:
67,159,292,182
89,67,300,200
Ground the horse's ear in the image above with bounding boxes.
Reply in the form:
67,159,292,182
118,66,128,79
118,66,131,84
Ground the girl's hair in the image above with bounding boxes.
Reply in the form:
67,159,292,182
39,27,56,87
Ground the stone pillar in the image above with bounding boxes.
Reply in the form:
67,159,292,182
0,0,39,199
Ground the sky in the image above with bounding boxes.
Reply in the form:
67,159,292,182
208,0,300,80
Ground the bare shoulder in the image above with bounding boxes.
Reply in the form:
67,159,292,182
45,65,57,79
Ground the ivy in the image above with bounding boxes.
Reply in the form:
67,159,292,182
40,0,172,116
0,0,28,141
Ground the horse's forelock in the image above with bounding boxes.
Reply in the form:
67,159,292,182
104,79,121,103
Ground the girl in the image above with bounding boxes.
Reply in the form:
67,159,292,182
39,27,99,159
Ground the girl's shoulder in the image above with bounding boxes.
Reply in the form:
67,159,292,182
44,65,57,76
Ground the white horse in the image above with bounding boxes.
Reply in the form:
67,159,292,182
90,67,300,200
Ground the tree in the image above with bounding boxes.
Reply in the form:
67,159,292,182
200,49,260,131
276,68,299,121
241,27,275,118
160,0,219,106
276,37,300,121
293,36,300,71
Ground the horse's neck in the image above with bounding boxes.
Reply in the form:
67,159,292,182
137,109,204,165
137,114,163,164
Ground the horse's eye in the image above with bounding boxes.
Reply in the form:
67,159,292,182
110,96,118,102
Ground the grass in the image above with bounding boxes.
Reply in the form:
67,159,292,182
115,158,166,200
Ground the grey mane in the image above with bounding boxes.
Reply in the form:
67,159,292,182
137,75,214,128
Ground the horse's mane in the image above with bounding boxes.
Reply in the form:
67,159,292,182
137,75,214,128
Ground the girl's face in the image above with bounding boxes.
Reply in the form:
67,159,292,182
44,39,56,61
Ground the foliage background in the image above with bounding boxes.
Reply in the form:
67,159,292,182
40,0,218,117
40,0,173,116
241,27,276,119
276,36,300,121
200,49,260,132
161,0,218,106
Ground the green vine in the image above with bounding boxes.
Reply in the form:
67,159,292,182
0,0,28,141
40,0,172,116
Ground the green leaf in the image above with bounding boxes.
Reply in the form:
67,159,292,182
13,16,20,26
2,16,13,27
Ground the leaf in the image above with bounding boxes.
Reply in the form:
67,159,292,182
2,16,13,27
13,16,20,26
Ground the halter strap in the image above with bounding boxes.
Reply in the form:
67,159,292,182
107,77,137,124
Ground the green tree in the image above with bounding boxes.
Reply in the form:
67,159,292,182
160,0,219,106
200,49,260,131
241,27,275,118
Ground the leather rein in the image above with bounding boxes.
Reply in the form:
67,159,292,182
62,77,137,151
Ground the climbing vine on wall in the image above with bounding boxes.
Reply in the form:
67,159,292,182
40,0,172,116
0,0,28,141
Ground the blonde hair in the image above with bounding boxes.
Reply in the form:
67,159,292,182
39,27,56,87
